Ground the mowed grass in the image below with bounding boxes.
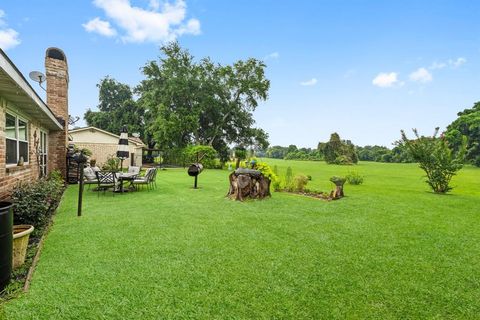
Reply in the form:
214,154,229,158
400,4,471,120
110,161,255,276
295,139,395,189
2,161,480,319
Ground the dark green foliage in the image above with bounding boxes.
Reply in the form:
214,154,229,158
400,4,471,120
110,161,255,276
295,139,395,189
401,128,467,193
12,171,64,233
84,77,146,142
101,155,121,172
136,42,270,154
356,142,413,163
346,171,364,185
445,101,480,166
183,145,217,168
324,133,358,165
265,145,288,159
330,176,346,185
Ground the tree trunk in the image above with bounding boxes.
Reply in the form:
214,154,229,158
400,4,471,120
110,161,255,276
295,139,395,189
227,168,271,201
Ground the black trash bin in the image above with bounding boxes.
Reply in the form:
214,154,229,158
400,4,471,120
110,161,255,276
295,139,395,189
0,201,13,291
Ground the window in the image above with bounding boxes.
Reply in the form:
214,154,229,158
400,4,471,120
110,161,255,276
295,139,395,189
5,112,29,165
39,131,48,176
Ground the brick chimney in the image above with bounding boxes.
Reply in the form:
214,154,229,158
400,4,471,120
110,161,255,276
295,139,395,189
45,47,69,177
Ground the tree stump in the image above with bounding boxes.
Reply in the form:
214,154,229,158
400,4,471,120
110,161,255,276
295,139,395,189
227,168,271,201
329,176,346,199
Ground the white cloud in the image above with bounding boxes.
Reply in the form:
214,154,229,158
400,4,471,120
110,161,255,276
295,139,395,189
82,17,117,37
429,57,466,70
0,9,20,50
450,57,466,68
300,78,317,86
264,52,279,60
86,0,201,43
372,72,400,88
409,67,433,83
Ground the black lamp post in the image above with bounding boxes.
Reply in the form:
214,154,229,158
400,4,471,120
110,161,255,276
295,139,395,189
72,150,88,217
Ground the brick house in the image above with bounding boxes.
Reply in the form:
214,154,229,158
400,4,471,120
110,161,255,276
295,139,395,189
0,47,69,200
69,126,145,167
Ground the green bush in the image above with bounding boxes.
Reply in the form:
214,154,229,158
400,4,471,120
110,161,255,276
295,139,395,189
346,171,364,185
401,128,467,193
293,174,309,192
255,161,278,182
183,145,217,168
102,155,120,172
285,167,293,190
330,176,346,185
12,172,65,233
334,155,353,165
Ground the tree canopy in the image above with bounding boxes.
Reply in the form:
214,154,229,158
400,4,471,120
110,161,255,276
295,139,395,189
323,133,358,165
84,77,145,139
136,42,270,159
445,101,480,166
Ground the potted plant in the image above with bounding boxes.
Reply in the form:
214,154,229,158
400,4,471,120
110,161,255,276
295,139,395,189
12,225,34,269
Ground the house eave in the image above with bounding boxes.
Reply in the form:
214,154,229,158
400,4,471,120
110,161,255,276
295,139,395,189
0,49,63,131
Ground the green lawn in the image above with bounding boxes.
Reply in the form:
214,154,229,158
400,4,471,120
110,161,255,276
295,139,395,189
2,161,480,319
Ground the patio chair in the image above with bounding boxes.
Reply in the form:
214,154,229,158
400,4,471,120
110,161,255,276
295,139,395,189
151,168,158,189
128,166,140,175
132,168,155,191
83,166,98,190
95,171,118,196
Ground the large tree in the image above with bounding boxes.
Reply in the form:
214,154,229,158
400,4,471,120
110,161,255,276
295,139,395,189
323,133,358,164
136,42,270,157
445,101,480,166
84,77,145,139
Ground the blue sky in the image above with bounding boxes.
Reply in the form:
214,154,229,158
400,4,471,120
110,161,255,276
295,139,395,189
1,0,479,148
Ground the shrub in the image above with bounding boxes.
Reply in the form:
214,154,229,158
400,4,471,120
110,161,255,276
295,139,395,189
272,179,283,192
293,174,309,192
334,155,353,165
330,176,346,185
401,128,467,193
306,175,312,181
12,172,65,233
285,167,293,190
255,161,278,182
346,171,364,185
102,155,120,172
183,145,217,168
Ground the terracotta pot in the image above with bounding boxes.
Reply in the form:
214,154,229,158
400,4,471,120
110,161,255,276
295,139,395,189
12,225,34,269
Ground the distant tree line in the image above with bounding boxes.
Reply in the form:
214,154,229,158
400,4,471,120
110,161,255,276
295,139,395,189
263,100,480,168
263,133,412,164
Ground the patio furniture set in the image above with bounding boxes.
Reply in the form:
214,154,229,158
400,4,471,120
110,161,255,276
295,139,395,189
83,166,158,196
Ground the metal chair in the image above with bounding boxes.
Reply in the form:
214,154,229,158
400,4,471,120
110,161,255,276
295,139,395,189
150,168,158,189
128,166,140,175
132,168,154,191
95,171,117,196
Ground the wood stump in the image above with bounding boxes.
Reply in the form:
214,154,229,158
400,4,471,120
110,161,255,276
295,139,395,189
329,177,346,199
227,168,271,201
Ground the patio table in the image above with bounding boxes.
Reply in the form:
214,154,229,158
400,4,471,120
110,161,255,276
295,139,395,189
117,172,137,193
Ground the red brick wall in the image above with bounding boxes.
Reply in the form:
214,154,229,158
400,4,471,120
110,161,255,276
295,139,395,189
0,100,42,201
0,47,69,201
45,48,69,178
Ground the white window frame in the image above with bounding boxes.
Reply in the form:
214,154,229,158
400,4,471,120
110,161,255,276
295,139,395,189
5,111,29,167
39,130,48,176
